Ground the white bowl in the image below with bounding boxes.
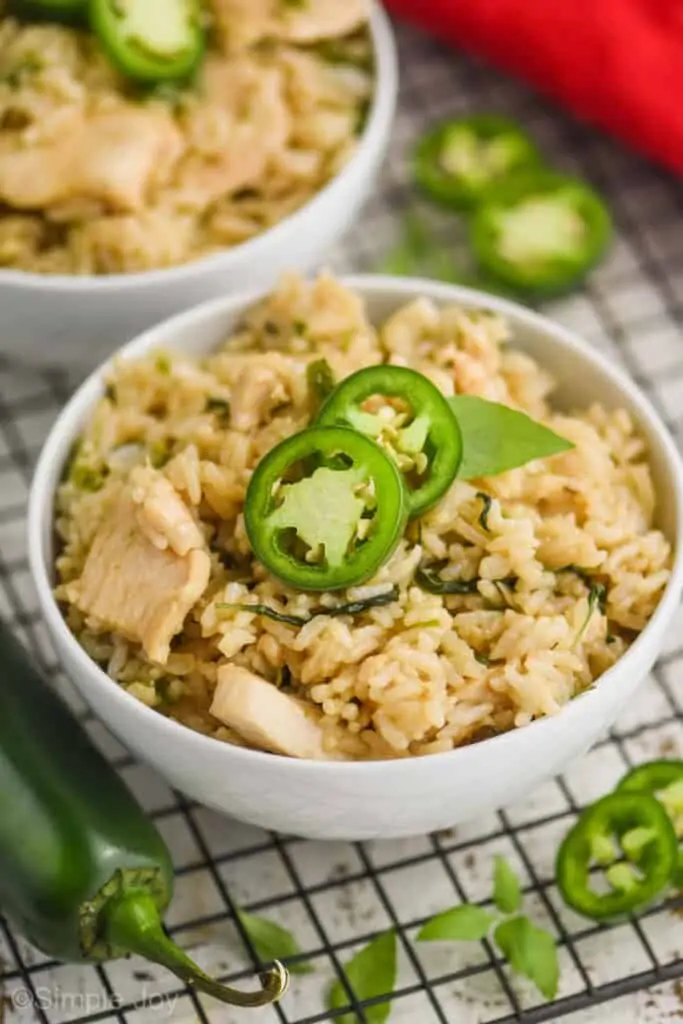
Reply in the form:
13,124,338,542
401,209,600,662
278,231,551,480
28,277,683,840
0,4,397,370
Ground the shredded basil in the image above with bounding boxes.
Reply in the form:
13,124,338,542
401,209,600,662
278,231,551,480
492,576,519,608
474,652,491,667
3,55,42,88
220,604,307,627
355,99,371,136
70,464,108,493
591,582,608,615
313,37,374,71
275,665,292,689
574,582,608,647
415,565,480,595
328,588,399,616
306,359,336,413
148,439,173,469
560,567,608,617
217,586,399,627
416,563,519,603
155,353,171,374
64,439,82,479
233,187,259,202
205,397,231,423
477,492,493,531
148,81,186,107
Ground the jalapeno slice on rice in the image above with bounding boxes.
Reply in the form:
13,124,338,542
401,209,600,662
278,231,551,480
244,426,408,592
316,365,462,518
90,0,205,83
556,792,678,921
469,171,612,296
414,115,543,211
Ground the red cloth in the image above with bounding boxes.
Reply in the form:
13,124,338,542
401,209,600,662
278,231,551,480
384,0,683,177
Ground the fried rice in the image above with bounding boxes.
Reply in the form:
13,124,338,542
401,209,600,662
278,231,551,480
0,0,372,275
54,274,672,760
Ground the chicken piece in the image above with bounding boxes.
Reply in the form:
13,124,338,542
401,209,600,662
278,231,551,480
0,107,183,214
70,490,210,664
210,0,369,50
130,465,205,557
230,360,290,431
176,56,289,207
210,665,334,759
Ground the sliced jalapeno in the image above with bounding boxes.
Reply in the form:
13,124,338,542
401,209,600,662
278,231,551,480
470,171,612,297
414,115,542,211
90,0,205,84
316,366,462,518
556,792,677,921
244,426,407,592
618,760,683,888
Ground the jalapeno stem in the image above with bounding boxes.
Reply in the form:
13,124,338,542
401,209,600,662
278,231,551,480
104,892,289,1007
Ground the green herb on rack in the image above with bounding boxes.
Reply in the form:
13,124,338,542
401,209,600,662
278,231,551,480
327,930,397,1023
417,856,559,1000
239,911,314,975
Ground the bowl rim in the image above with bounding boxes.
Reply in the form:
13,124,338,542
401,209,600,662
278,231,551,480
28,275,683,777
0,1,396,294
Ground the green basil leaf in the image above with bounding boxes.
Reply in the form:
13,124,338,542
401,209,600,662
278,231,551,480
416,905,496,942
493,916,559,1000
449,395,573,480
328,930,396,1023
238,911,314,975
493,856,522,914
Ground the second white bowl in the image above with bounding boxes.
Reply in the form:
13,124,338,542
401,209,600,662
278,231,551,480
28,277,683,840
0,3,397,370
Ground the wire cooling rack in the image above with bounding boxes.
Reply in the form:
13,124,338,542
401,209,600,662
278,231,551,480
3,16,683,1024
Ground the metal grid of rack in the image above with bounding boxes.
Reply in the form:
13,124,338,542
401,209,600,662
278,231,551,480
2,17,683,1024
